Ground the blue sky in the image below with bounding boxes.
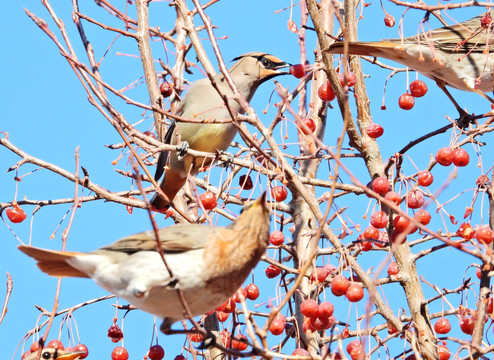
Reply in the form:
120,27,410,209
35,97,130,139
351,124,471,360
1,0,493,358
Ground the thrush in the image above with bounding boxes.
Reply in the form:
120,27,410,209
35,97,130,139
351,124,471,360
19,193,270,333
326,13,494,115
152,52,290,210
24,348,85,360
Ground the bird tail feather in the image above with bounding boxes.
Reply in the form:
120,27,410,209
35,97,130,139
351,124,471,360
326,41,399,57
151,169,187,211
18,245,89,278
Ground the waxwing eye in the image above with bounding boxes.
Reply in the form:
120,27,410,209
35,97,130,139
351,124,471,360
42,351,52,359
261,58,271,67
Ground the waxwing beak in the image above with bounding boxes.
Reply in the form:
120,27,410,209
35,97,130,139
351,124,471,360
272,61,291,75
57,351,86,360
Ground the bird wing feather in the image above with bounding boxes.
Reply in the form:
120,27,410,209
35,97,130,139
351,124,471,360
97,224,220,254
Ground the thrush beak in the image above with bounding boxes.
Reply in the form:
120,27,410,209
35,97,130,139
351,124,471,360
57,351,86,360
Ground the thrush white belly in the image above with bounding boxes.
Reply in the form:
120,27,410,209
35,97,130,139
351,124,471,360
67,250,230,320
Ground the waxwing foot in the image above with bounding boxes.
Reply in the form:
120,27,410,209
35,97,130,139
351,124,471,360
217,150,234,168
176,141,190,160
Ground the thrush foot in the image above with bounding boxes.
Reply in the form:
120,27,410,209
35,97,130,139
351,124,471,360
455,110,479,129
198,330,216,349
176,141,190,160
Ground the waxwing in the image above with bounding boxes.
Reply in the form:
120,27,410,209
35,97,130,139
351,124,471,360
151,52,290,209
24,348,86,360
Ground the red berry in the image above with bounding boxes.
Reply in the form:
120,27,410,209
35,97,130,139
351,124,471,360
160,81,172,98
111,347,129,360
239,175,253,190
30,343,40,352
269,230,285,246
199,191,217,210
393,216,417,233
331,275,350,296
189,332,205,343
318,81,336,101
265,265,281,278
357,234,373,251
437,345,450,360
457,222,475,240
453,148,469,167
143,130,157,139
289,64,306,78
366,123,384,138
223,297,236,313
174,356,186,360
298,118,316,134
390,229,407,245
370,211,388,228
6,205,27,223
406,190,425,209
436,147,454,166
387,262,399,276
460,316,475,334
372,176,390,195
231,334,248,351
363,226,379,239
338,72,357,87
317,301,334,319
346,284,364,302
149,345,165,360
409,80,428,97
269,313,286,335
216,297,235,313
346,340,364,358
245,283,260,300
434,318,451,334
398,93,415,110
233,288,247,302
414,209,431,225
221,331,231,347
324,263,337,275
217,311,229,322
385,191,401,205
300,299,319,318
311,266,329,282
73,344,89,359
292,348,310,356
271,186,288,202
384,13,395,27
310,315,332,330
47,340,64,350
476,226,494,244
417,171,433,186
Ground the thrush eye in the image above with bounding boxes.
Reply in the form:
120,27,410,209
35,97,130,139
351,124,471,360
42,351,52,359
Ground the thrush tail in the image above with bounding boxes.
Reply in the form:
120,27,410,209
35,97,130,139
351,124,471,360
18,245,89,278
150,168,187,210
326,41,400,58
